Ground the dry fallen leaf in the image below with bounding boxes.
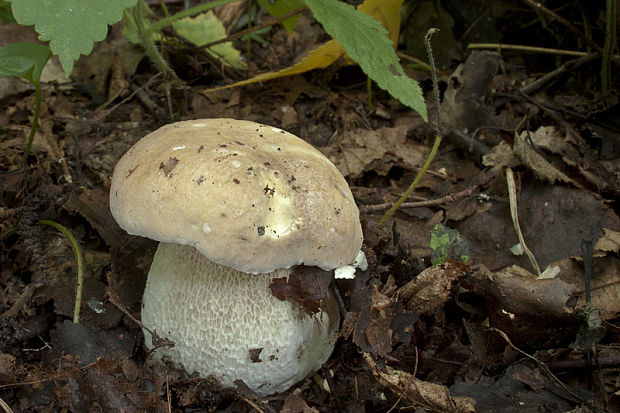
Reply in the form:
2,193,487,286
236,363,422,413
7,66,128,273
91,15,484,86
269,265,333,315
363,352,476,412
514,130,578,186
326,123,426,178
399,261,470,313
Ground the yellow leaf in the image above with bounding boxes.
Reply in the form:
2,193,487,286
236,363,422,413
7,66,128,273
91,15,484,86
204,0,403,93
207,39,344,92
358,0,403,46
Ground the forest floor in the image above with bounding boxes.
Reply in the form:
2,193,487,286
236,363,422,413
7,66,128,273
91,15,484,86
0,1,619,412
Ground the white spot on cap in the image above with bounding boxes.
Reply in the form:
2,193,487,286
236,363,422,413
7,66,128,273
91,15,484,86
192,123,206,127
202,223,211,235
271,127,283,133
231,160,241,168
172,145,186,151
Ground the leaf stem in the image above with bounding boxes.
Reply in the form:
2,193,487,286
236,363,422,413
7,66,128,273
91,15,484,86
37,220,84,323
19,82,42,168
379,28,441,225
134,1,172,76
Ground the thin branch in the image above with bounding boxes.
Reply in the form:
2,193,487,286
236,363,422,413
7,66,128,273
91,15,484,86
360,186,477,213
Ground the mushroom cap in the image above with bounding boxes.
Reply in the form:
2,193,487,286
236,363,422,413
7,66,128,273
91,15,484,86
109,119,362,274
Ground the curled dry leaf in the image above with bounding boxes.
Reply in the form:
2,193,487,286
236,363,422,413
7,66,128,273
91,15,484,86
345,271,417,359
513,131,578,186
399,260,470,313
280,388,319,413
269,265,333,315
363,352,476,412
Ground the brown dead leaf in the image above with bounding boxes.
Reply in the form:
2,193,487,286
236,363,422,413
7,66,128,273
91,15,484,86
511,364,546,392
269,266,333,315
594,228,620,254
556,256,620,317
280,388,319,413
469,265,580,347
490,267,577,317
327,124,426,178
399,261,470,313
514,130,578,186
349,274,417,359
527,125,619,193
457,184,620,270
363,352,476,412
64,358,161,412
0,353,16,378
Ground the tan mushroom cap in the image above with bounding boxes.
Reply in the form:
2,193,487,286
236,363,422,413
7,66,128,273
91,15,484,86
110,119,363,274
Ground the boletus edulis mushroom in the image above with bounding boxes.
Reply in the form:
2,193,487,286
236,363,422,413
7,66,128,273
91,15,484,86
109,119,365,395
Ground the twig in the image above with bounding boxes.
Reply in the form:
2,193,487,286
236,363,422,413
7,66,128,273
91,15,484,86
489,327,605,413
468,43,619,59
0,282,45,321
520,0,609,58
516,90,584,145
130,81,171,124
106,285,146,330
360,186,477,213
106,272,176,349
505,169,541,275
239,395,265,413
519,52,599,95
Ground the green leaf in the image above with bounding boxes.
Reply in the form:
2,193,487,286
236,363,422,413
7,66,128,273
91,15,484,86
258,0,304,32
304,0,427,120
172,11,246,70
11,0,138,76
430,223,469,265
0,42,51,85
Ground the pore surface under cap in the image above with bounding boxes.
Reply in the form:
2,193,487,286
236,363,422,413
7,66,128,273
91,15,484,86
109,119,363,273
142,242,338,396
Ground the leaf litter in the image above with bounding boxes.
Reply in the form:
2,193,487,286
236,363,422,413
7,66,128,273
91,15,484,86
0,1,619,412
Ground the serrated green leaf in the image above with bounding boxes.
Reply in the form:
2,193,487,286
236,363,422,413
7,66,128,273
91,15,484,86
304,0,427,120
11,0,138,76
258,0,304,32
0,42,51,85
172,11,246,69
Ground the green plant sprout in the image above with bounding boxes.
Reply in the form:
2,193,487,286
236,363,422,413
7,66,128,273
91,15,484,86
430,223,470,265
37,220,84,324
0,42,51,168
380,28,440,224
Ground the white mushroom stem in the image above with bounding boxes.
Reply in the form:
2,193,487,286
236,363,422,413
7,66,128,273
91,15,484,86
141,242,339,396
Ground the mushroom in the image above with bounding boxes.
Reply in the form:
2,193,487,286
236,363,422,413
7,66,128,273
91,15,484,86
109,119,364,395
